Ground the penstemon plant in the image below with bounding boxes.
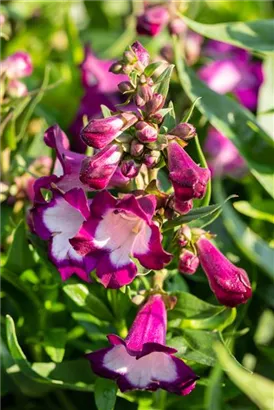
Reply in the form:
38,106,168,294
28,41,252,397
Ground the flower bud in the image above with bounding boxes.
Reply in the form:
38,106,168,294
144,150,161,168
167,141,210,201
109,62,123,74
174,198,193,215
178,225,192,247
168,18,187,36
149,113,163,124
135,121,158,143
135,83,153,107
130,139,144,157
131,41,150,67
1,52,33,79
196,236,252,307
8,79,28,98
120,159,140,178
81,112,137,149
80,144,123,190
179,249,199,275
118,81,134,94
136,6,170,37
160,45,174,63
144,93,165,115
169,123,196,141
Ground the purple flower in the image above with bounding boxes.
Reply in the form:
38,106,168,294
44,125,88,192
137,6,170,37
70,192,172,288
173,198,193,215
196,236,252,307
199,60,242,95
80,144,123,190
204,127,247,178
0,51,33,79
86,294,198,394
81,113,137,149
179,249,199,275
69,45,128,152
199,41,263,111
135,121,158,143
167,141,210,201
30,186,95,281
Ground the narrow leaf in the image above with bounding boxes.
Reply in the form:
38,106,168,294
95,378,117,410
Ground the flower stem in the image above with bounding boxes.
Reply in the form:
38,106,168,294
194,134,211,206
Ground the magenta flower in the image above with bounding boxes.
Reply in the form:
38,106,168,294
70,192,172,288
44,125,88,192
196,236,252,307
179,249,199,275
120,159,140,178
86,294,198,394
167,141,210,201
80,144,123,190
137,6,169,37
81,113,137,149
0,51,33,79
31,186,95,281
204,127,247,178
199,41,263,111
69,45,128,152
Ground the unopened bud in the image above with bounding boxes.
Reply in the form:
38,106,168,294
136,121,158,143
170,122,196,141
179,249,199,275
149,113,163,124
168,18,187,36
130,139,144,157
124,50,137,64
118,81,134,93
109,62,123,74
135,83,153,107
120,159,140,178
145,93,165,114
144,150,161,168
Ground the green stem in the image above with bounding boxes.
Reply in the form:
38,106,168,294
194,133,211,207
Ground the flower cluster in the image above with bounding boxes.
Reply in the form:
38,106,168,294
0,51,33,98
28,41,252,395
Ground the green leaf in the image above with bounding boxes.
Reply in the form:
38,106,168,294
233,200,274,223
43,328,67,363
95,378,117,410
4,220,35,275
214,341,274,410
173,37,274,198
160,101,176,133
170,330,222,366
154,65,174,98
169,292,236,331
101,105,112,118
144,61,163,77
182,15,274,55
5,315,95,392
257,56,274,137
214,180,274,280
63,284,114,322
182,97,201,123
162,195,237,231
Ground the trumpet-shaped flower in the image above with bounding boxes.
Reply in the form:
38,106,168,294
86,294,198,394
70,191,172,288
30,186,95,281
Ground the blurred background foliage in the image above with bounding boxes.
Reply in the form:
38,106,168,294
1,1,274,410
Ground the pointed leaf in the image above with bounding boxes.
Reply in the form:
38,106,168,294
95,378,117,410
